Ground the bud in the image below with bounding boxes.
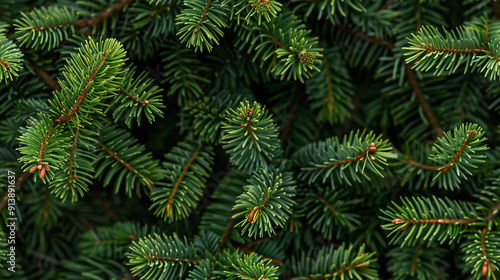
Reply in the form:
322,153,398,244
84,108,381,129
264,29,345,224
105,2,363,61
39,166,46,179
483,260,488,276
392,218,403,224
29,165,38,173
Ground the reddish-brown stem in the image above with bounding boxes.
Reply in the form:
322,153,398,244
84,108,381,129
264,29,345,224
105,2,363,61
404,155,441,171
68,127,79,186
315,148,375,170
56,50,111,124
195,0,211,34
404,64,444,138
29,63,61,91
394,218,477,227
166,150,199,214
38,128,53,166
440,133,473,173
97,139,154,187
316,194,337,215
265,32,294,53
481,227,488,259
416,1,422,31
117,86,148,106
146,255,201,264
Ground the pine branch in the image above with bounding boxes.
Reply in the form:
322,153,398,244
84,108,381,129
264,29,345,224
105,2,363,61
97,139,153,188
166,149,199,215
55,49,111,124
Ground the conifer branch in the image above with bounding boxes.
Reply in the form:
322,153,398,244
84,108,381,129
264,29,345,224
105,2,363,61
195,0,211,35
166,149,199,214
440,130,475,173
265,32,294,53
97,139,154,187
315,148,376,170
392,217,478,229
404,64,444,138
56,50,111,124
117,86,149,106
146,255,201,264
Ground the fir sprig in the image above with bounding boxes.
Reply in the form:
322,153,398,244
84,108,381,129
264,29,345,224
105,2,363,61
221,100,282,174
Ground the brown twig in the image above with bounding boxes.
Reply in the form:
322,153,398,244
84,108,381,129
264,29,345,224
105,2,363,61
265,32,294,53
403,155,441,171
146,255,201,264
117,86,149,106
55,50,111,124
166,150,199,214
97,139,154,187
195,0,211,34
29,63,61,91
315,148,376,170
404,64,444,138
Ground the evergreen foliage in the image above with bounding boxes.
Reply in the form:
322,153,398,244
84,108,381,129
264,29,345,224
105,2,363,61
1,0,500,279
